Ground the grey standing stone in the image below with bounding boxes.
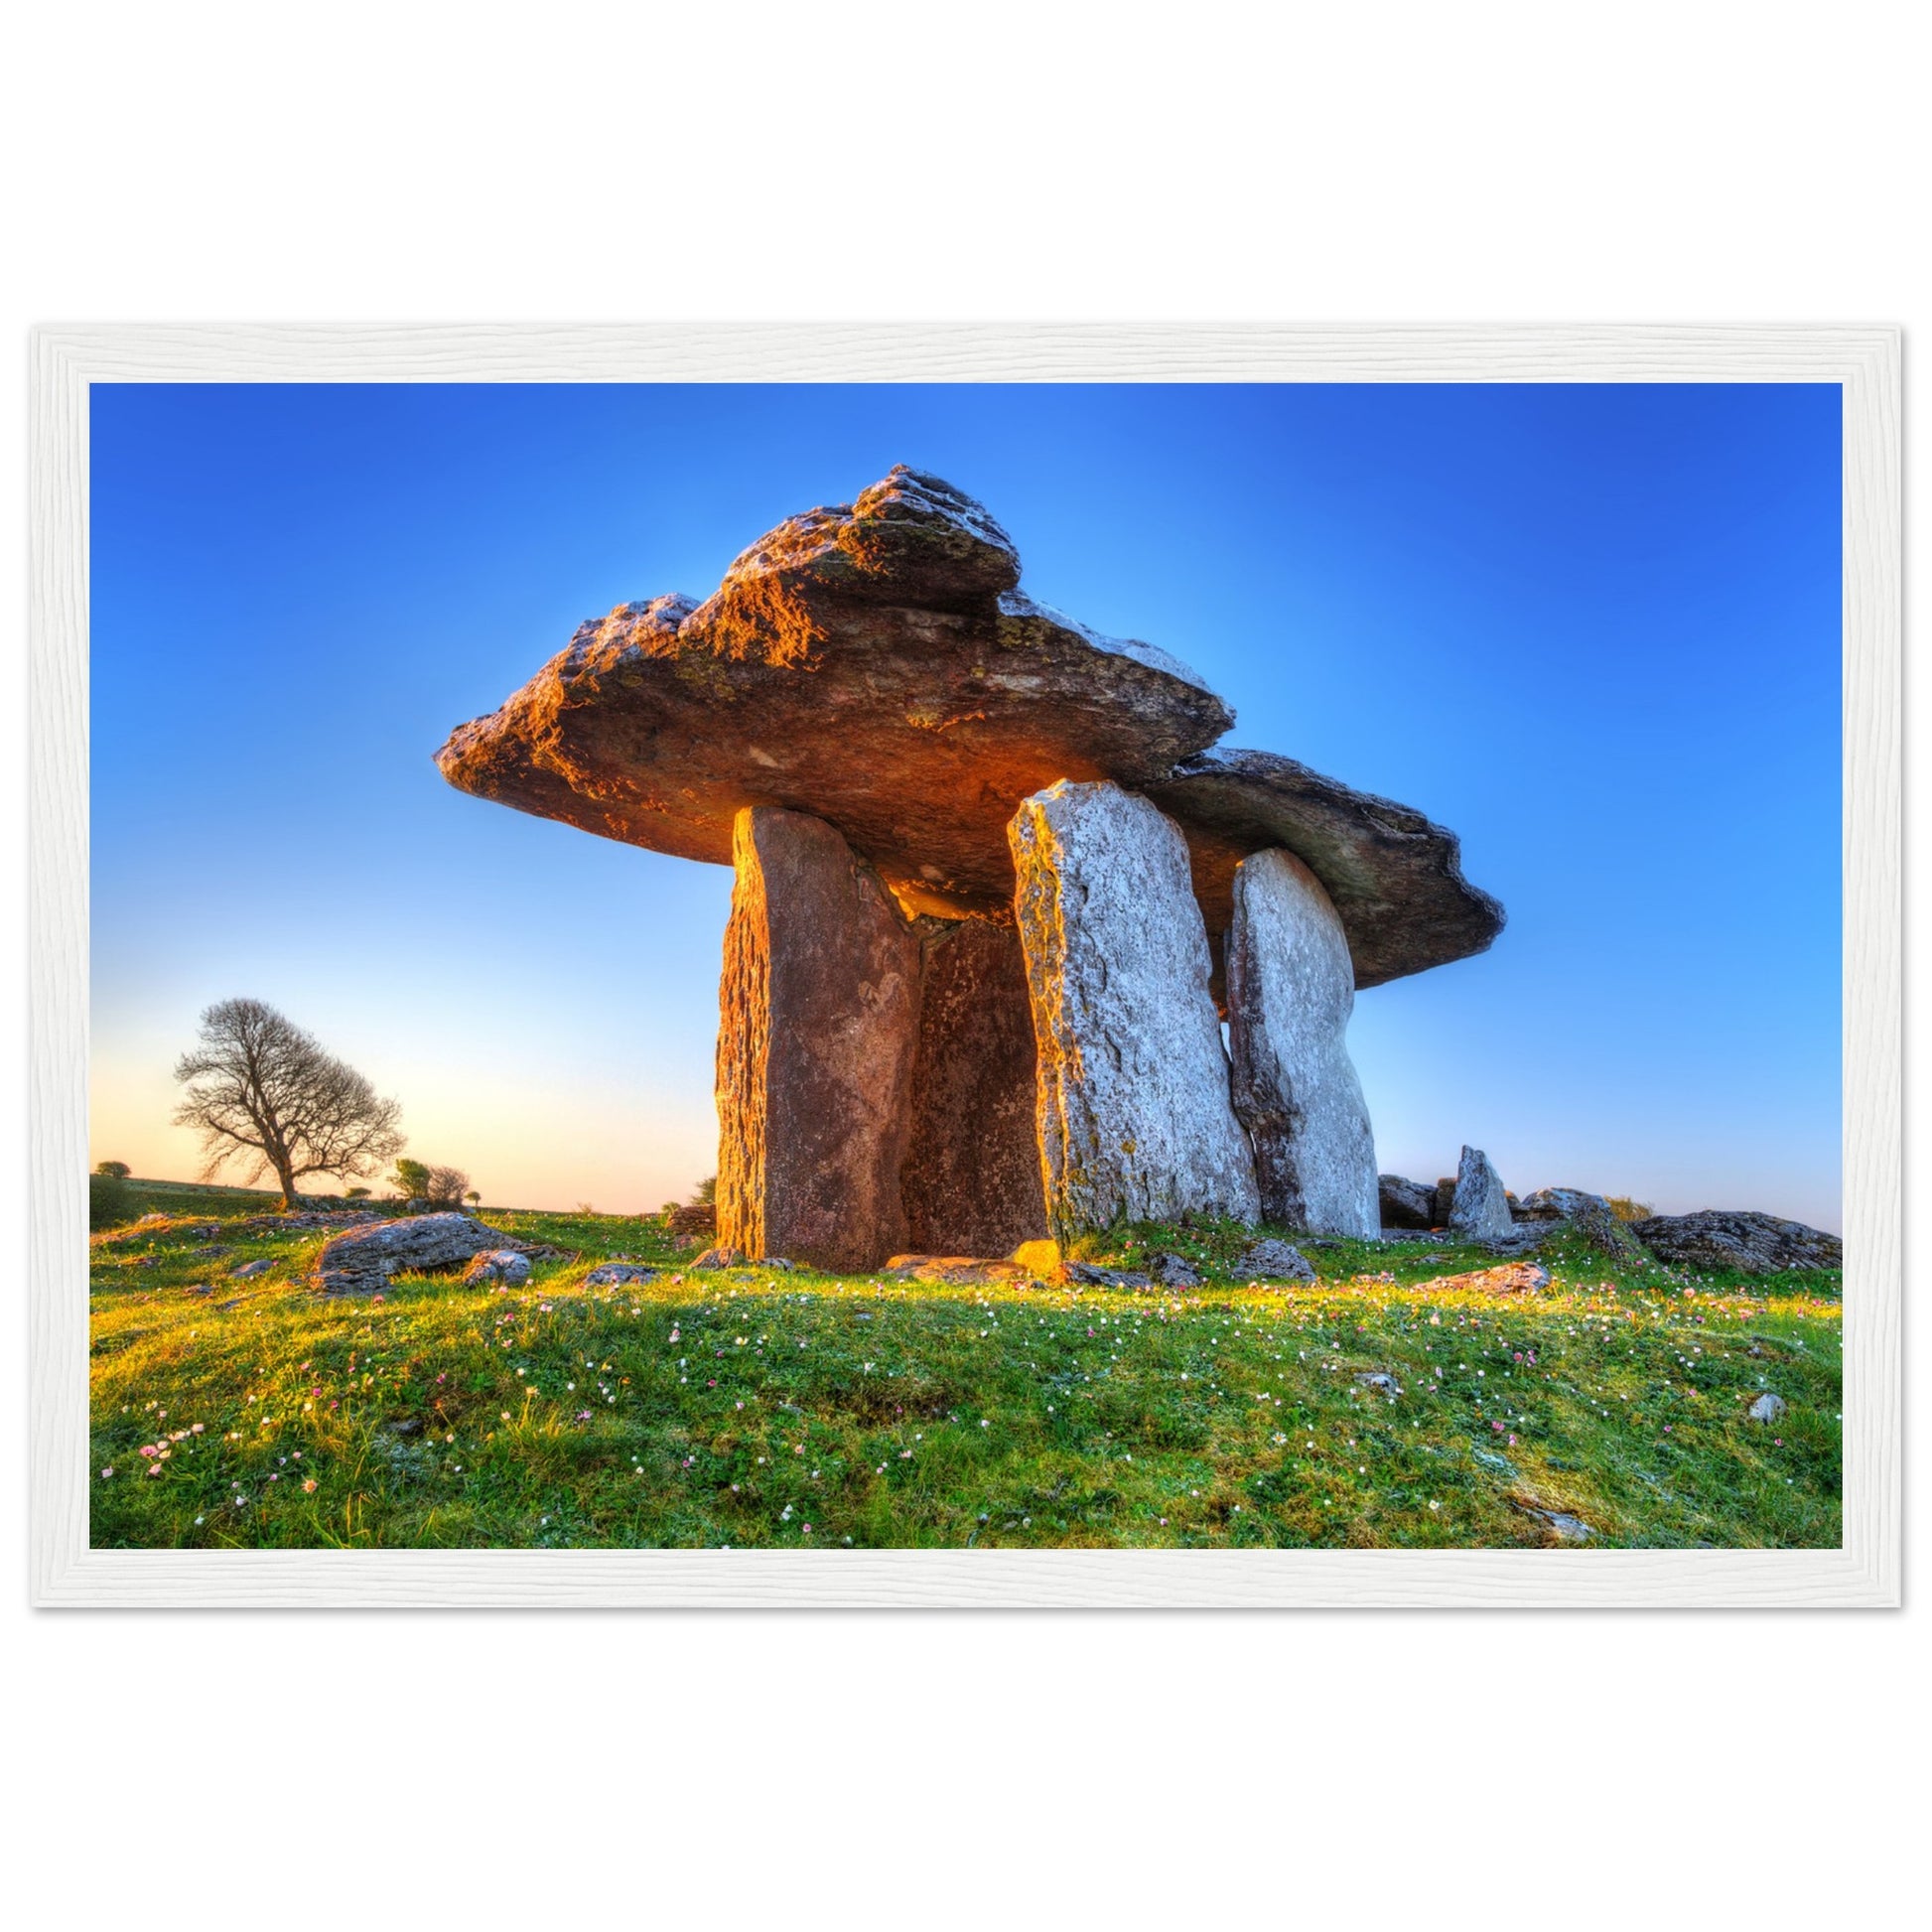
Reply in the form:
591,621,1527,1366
1009,780,1261,1241
1225,847,1377,1237
1449,1146,1513,1242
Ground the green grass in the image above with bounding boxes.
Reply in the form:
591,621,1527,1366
88,1200,1842,1551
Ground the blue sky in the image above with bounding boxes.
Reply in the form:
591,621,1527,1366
89,381,1843,1227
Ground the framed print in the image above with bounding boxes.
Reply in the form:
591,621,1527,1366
29,323,1900,1606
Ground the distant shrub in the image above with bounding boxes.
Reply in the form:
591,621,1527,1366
89,1172,134,1230
424,1165,470,1207
1605,1196,1654,1222
391,1158,430,1201
575,1201,597,1216
95,1159,132,1179
345,1185,370,1199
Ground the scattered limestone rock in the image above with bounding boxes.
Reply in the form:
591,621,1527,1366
882,1254,1031,1286
1516,1503,1592,1543
1061,1261,1154,1290
231,1259,276,1278
1747,1392,1789,1424
1010,779,1260,1240
691,1246,748,1271
1233,1237,1316,1282
312,1212,528,1296
1147,1253,1203,1289
1416,1261,1551,1298
664,1201,717,1239
1515,1186,1643,1260
1448,1146,1513,1243
581,1261,656,1287
1225,847,1378,1237
1355,1370,1402,1397
1632,1211,1842,1276
463,1250,531,1286
1378,1174,1437,1231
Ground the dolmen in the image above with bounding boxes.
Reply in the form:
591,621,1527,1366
437,468,1504,1269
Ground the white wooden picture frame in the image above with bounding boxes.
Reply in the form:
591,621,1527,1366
29,323,1901,1607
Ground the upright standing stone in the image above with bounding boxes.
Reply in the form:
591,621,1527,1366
1009,780,1260,1241
1225,848,1379,1236
899,918,1048,1257
716,806,922,1270
1448,1145,1513,1242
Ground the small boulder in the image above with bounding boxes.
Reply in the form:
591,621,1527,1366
1378,1175,1436,1231
1516,1186,1643,1260
312,1212,527,1297
1747,1392,1788,1425
231,1259,276,1278
1147,1252,1203,1289
1632,1211,1842,1277
1416,1261,1551,1298
883,1254,1030,1286
1233,1237,1316,1282
463,1250,532,1286
1448,1147,1513,1242
1355,1370,1402,1397
582,1261,657,1287
1061,1261,1153,1289
691,1246,748,1271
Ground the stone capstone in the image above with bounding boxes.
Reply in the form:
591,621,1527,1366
1378,1175,1437,1230
1448,1146,1513,1243
715,806,922,1272
1142,746,1505,994
1631,1211,1843,1276
312,1212,526,1296
1009,780,1261,1241
1225,847,1378,1236
898,916,1047,1257
435,467,1232,924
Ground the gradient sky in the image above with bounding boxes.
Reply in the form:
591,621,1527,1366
89,382,1843,1228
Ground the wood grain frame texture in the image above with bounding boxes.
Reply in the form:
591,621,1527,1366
28,325,1901,1608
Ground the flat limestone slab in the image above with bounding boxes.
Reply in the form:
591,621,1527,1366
436,468,1232,921
1143,747,1505,990
1010,779,1261,1239
716,807,922,1270
1226,848,1378,1236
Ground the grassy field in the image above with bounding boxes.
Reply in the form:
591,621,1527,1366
88,1183,1842,1551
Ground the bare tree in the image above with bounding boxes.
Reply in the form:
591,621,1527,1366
173,998,404,1210
424,1165,470,1207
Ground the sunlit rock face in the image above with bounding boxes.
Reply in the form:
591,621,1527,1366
1225,848,1378,1237
716,807,922,1271
436,467,1231,923
1009,780,1260,1241
899,917,1047,1258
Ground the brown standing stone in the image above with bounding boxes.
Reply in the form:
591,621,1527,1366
899,918,1047,1257
716,806,922,1270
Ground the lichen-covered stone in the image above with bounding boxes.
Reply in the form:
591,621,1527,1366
312,1212,526,1296
1225,847,1378,1236
436,467,1231,923
1232,1237,1316,1282
1631,1210,1842,1276
899,916,1047,1257
462,1249,531,1286
715,807,922,1271
1009,779,1260,1240
1448,1146,1513,1242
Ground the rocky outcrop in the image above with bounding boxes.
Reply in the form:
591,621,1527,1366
1379,1174,1437,1230
1448,1146,1512,1242
899,916,1047,1257
716,806,922,1271
1225,848,1378,1236
1009,780,1261,1240
1631,1211,1842,1276
1142,747,1505,994
1516,1186,1644,1261
436,467,1232,924
313,1212,526,1296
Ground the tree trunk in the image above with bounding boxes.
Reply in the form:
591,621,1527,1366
270,1154,300,1211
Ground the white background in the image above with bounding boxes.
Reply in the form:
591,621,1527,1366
3,5,1923,1926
